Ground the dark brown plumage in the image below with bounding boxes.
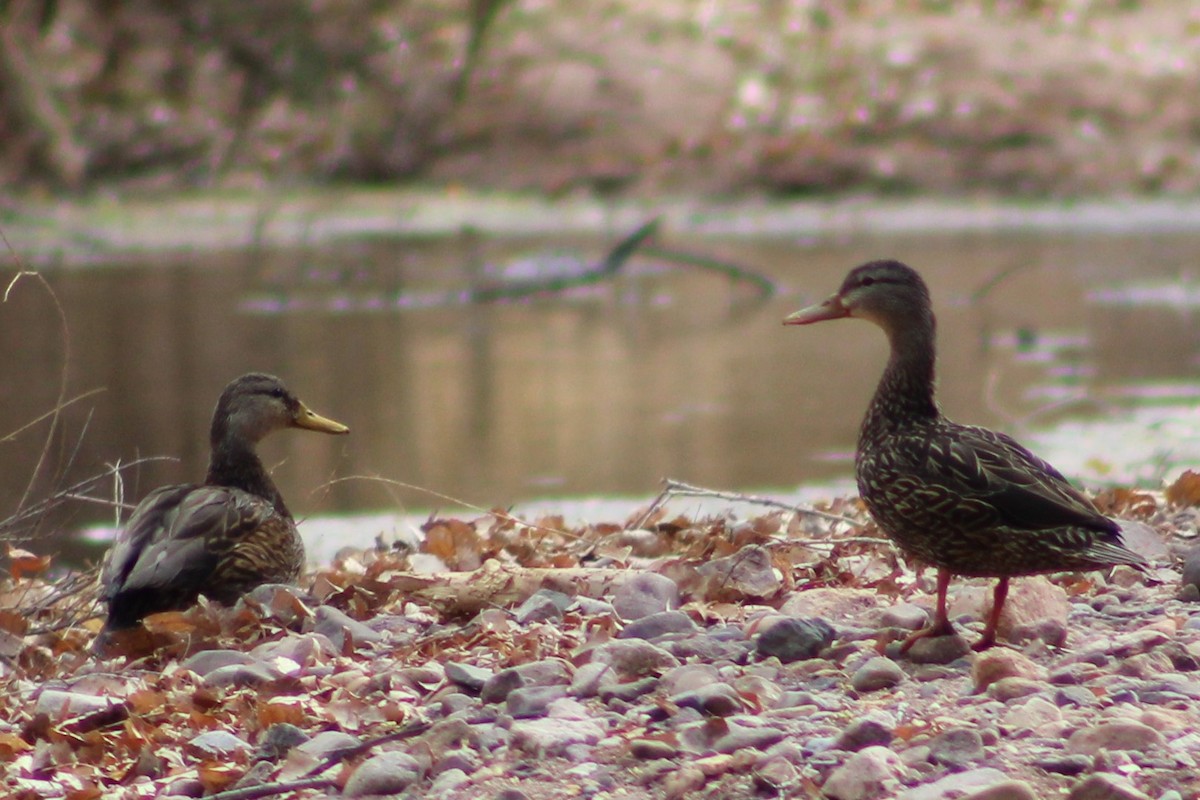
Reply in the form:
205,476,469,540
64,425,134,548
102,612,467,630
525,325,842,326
99,373,349,631
785,260,1145,650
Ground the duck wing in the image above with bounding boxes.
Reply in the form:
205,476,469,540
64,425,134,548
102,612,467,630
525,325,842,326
931,424,1117,534
101,484,277,605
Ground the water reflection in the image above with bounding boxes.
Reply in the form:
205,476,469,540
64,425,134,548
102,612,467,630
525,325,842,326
4,231,1200,560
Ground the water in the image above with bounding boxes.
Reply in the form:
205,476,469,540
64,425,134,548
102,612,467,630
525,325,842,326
5,228,1200,560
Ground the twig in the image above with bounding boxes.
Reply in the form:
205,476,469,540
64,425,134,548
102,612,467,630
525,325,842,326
201,777,336,800
631,478,862,530
300,720,433,778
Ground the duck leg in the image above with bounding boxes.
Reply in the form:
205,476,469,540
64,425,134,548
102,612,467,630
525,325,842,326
973,577,1008,651
899,568,957,653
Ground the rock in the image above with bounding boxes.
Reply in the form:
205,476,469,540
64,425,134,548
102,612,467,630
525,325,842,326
780,588,879,619
312,605,382,650
34,690,123,719
897,768,1010,800
972,648,1046,692
822,746,905,800
1182,544,1200,597
180,650,257,677
619,610,698,640
999,696,1061,735
713,723,786,753
445,661,493,693
929,728,983,768
187,730,251,757
481,659,571,703
256,723,309,761
631,738,678,759
612,573,679,620
982,577,1069,644
904,633,970,665
429,768,470,799
1066,721,1164,755
985,676,1045,702
431,748,480,776
506,685,568,718
880,603,928,630
600,677,659,703
661,663,720,694
753,756,799,792
510,716,606,755
1053,686,1097,708
1065,773,1152,800
754,618,835,663
251,632,335,666
961,781,1038,800
569,661,617,697
295,730,361,760
513,589,569,625
851,657,905,692
732,674,783,708
202,662,280,688
670,683,744,716
696,544,782,599
834,713,895,751
343,751,422,797
581,639,680,678
1032,754,1091,775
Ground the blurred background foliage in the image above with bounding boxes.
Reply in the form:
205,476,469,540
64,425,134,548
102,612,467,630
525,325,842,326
2,0,1200,197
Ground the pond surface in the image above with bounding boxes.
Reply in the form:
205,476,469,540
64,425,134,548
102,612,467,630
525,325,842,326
5,226,1200,560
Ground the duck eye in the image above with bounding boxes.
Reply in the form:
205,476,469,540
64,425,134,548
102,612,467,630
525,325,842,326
860,277,875,287
268,388,286,399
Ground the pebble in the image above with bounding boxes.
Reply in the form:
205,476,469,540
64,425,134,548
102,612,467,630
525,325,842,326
661,663,720,694
928,727,984,768
513,590,567,624
612,573,679,620
713,723,786,753
984,577,1069,644
446,661,493,692
428,768,470,799
999,696,1061,735
834,713,895,751
1181,544,1200,598
985,676,1045,702
506,685,568,718
880,603,928,630
1066,721,1164,755
202,662,280,688
255,723,309,761
898,768,1010,800
1066,773,1153,800
569,662,617,697
510,716,606,755
696,544,782,599
295,730,361,760
34,689,123,719
851,657,905,692
961,781,1038,800
972,649,1046,692
754,617,835,663
1031,753,1091,775
822,746,905,800
180,650,256,677
619,610,697,640
599,677,658,703
630,738,678,759
185,730,250,758
582,639,681,677
780,587,879,619
250,632,334,666
670,683,743,716
312,605,382,649
903,634,970,665
481,659,571,703
343,751,423,797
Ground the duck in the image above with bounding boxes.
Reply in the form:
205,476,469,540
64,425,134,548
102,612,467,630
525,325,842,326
784,260,1145,650
99,373,349,631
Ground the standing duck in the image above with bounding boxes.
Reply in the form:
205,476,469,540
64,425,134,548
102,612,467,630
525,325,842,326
784,261,1145,650
99,373,349,631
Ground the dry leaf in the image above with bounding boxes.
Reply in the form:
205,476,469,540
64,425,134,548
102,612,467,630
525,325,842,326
5,544,52,579
1166,470,1200,506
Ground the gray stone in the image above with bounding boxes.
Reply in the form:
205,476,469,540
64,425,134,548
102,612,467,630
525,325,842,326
569,661,617,697
961,781,1038,800
1066,721,1164,755
929,728,983,768
513,590,568,625
696,544,782,598
600,677,658,703
612,572,679,620
251,632,335,665
202,662,280,688
755,617,835,663
822,746,905,800
670,683,743,716
295,730,361,760
630,738,679,759
582,639,680,677
312,605,382,650
255,723,309,761
985,677,1046,702
510,716,605,755
429,768,470,799
187,730,251,757
834,714,895,752
1065,773,1153,800
618,610,697,640
180,650,256,677
1032,753,1091,775
481,659,571,703
713,723,786,753
34,690,122,718
343,751,422,797
851,657,905,692
999,695,1061,735
661,663,720,694
898,768,1010,800
903,633,970,664
880,603,928,630
446,661,493,692
506,685,568,718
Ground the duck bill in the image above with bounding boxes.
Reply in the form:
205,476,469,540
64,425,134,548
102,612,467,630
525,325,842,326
783,294,850,325
293,403,350,434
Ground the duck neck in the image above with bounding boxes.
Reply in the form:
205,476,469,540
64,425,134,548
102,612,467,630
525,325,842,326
205,434,291,517
862,313,940,438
